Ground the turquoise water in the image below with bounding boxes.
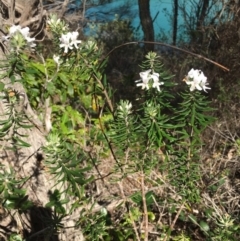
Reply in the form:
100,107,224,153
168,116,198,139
79,0,224,42
83,0,177,41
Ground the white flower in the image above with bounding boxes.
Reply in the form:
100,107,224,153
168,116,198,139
151,72,159,82
27,41,36,48
186,78,202,92
24,36,35,42
59,32,81,53
4,25,36,49
70,31,81,48
185,68,210,92
59,33,73,53
2,35,10,41
152,80,164,92
24,30,36,48
26,38,36,48
9,25,22,35
135,70,164,92
136,69,152,90
19,27,30,38
21,27,36,47
10,26,34,43
53,55,60,65
151,72,164,92
199,74,211,92
187,68,197,79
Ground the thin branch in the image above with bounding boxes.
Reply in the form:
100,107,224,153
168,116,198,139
129,208,141,241
103,41,230,72
26,226,53,241
60,0,70,18
163,202,185,241
44,97,52,133
97,111,124,173
9,0,15,24
93,73,114,113
141,172,148,241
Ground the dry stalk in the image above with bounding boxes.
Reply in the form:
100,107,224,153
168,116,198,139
93,73,114,113
117,180,141,241
163,202,185,241
128,208,141,241
141,172,149,241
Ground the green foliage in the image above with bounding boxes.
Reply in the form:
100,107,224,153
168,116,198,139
88,12,142,76
210,219,240,241
1,13,239,241
9,234,25,241
172,232,191,241
78,209,109,241
0,165,33,212
89,14,135,50
168,90,215,203
108,52,216,239
0,89,32,150
43,133,94,199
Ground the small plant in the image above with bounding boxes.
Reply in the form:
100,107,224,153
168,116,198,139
9,234,25,241
172,232,191,241
209,212,240,241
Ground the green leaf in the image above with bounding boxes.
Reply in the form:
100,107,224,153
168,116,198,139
148,212,155,221
0,118,11,125
46,81,56,95
60,91,67,102
145,191,155,206
17,122,33,129
188,214,198,225
25,67,38,75
130,192,142,204
199,220,210,232
67,84,74,96
31,62,46,74
10,75,16,82
13,136,31,147
9,234,23,241
0,82,5,92
46,189,66,214
0,121,13,133
59,73,68,84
